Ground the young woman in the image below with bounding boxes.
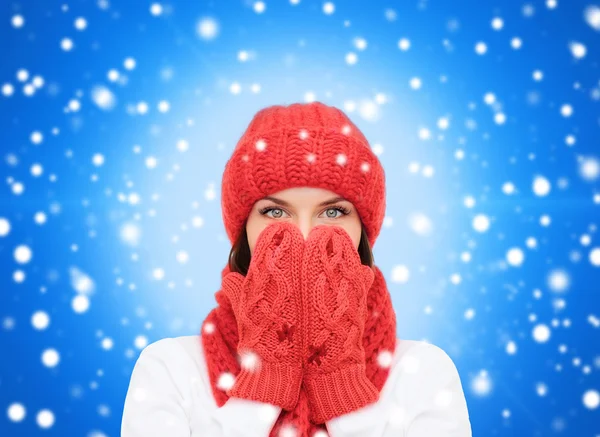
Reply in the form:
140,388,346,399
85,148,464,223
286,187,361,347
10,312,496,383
121,101,473,436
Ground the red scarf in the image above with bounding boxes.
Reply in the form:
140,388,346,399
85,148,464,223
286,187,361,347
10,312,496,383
200,263,397,436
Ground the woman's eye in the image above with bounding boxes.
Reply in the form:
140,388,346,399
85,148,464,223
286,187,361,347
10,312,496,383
264,208,286,218
324,208,342,218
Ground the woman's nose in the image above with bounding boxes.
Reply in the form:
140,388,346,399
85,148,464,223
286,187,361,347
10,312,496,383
296,222,312,241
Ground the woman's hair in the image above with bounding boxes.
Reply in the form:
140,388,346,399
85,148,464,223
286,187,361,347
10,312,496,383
228,223,374,275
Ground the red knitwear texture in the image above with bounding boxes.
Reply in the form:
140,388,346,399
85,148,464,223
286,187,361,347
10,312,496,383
220,101,386,249
221,222,305,410
201,101,397,437
301,225,379,424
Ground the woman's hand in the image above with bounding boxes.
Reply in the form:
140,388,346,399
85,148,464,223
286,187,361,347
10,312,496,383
300,224,379,424
221,221,305,411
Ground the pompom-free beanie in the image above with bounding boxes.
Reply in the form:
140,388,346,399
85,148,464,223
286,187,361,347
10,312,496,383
220,101,386,248
201,101,397,437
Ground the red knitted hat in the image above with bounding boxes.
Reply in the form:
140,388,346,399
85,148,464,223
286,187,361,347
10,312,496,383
221,101,386,248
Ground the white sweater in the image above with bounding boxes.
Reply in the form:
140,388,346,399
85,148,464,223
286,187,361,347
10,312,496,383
121,335,472,437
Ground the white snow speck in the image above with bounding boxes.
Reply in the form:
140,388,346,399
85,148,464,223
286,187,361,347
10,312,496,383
475,42,487,55
408,212,432,236
472,214,490,232
536,383,548,396
502,182,516,195
92,153,105,166
17,69,29,82
409,77,422,90
377,350,394,368
41,348,60,367
353,37,367,50
176,251,189,264
532,175,551,196
203,322,215,334
14,245,32,264
124,57,136,70
585,5,600,30
150,3,163,16
13,270,25,283
418,127,431,140
398,38,410,51
471,370,492,396
74,17,88,30
61,38,74,51
134,335,148,349
506,341,517,355
30,164,44,178
120,222,141,246
494,113,506,125
217,372,235,390
196,17,219,40
72,295,90,313
36,409,55,429
532,324,551,343
391,264,410,283
579,157,599,181
240,350,260,370
547,269,570,292
2,83,14,96
583,390,600,409
153,268,165,280
7,403,26,422
253,1,266,13
229,82,241,94
437,116,450,129
323,2,335,15
540,214,551,227
0,218,11,237
569,41,587,59
31,311,50,330
590,248,600,267
491,17,503,30
91,85,116,110
136,101,149,114
506,247,525,267
102,337,114,350
12,15,25,28
31,131,43,144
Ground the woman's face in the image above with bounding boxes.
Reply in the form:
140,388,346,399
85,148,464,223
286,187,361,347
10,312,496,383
245,187,362,255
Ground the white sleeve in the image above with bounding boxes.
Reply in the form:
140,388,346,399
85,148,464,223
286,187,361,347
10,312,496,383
212,397,282,437
121,337,282,437
402,344,472,437
326,343,472,437
121,339,192,437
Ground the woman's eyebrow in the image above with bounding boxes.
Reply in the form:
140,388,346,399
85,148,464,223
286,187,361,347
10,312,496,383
262,196,347,207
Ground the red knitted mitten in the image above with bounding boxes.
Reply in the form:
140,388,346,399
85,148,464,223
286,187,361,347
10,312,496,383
222,221,305,410
301,225,379,424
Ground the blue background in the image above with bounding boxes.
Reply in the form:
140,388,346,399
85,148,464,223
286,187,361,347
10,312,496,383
1,0,600,435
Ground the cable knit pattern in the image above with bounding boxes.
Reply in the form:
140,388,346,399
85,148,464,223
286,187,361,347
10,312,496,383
221,222,305,410
301,225,379,424
201,101,397,437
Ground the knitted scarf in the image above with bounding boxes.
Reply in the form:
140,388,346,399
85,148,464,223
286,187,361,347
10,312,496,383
200,263,397,436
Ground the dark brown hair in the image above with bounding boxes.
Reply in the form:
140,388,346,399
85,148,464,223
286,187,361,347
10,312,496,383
228,223,374,276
